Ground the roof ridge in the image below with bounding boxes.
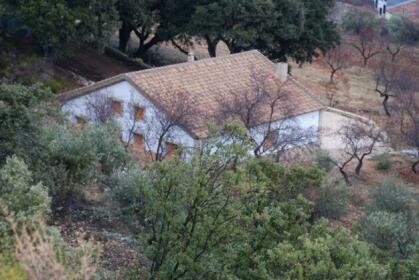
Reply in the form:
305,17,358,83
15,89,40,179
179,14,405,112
288,76,327,107
126,50,265,77
57,73,127,102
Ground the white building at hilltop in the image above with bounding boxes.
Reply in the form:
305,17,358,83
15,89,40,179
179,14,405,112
373,0,388,15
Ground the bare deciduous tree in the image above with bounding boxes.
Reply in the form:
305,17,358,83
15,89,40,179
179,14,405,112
85,90,114,123
374,59,400,117
394,75,419,173
332,121,385,184
383,16,419,62
343,9,384,67
352,27,383,67
324,44,351,83
218,71,315,160
141,86,198,162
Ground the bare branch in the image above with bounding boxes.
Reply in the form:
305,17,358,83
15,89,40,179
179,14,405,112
84,90,114,123
217,69,316,160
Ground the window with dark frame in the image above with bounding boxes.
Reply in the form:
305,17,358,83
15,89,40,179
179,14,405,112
75,115,87,127
263,131,276,149
133,132,144,148
134,105,145,121
166,142,179,158
112,100,123,115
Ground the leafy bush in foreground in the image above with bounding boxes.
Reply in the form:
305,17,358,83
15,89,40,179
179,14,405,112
315,177,349,220
369,177,417,215
359,177,418,260
35,123,131,210
109,130,387,279
0,156,50,250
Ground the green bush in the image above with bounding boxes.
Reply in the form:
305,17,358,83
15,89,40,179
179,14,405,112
359,211,412,258
0,255,26,280
0,156,51,250
359,177,418,260
106,164,145,221
0,83,53,165
36,125,97,208
81,123,132,176
244,158,324,200
314,177,349,219
43,78,66,94
35,123,131,210
0,156,51,220
262,223,388,279
369,177,417,215
314,150,334,172
375,153,392,171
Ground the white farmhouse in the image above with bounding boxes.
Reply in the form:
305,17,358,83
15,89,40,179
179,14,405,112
58,50,359,160
373,0,388,15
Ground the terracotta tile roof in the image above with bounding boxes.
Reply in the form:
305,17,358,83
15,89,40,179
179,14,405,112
59,50,325,139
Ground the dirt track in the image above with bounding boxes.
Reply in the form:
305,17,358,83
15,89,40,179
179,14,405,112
56,47,143,82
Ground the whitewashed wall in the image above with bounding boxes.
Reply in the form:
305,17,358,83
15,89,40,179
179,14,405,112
250,111,319,142
206,111,320,155
61,81,196,153
250,111,320,152
62,81,320,157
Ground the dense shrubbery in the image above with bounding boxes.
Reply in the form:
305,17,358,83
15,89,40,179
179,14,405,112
36,123,131,209
314,177,349,219
358,177,419,277
1,84,132,211
0,156,50,251
315,150,334,172
107,129,387,279
375,153,392,171
0,254,26,280
1,83,417,278
0,83,54,165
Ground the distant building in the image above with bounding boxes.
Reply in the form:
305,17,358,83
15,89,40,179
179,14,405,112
373,0,388,15
58,51,377,161
372,0,419,20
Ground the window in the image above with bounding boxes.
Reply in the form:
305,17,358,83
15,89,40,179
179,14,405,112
75,115,87,127
166,142,179,158
133,132,144,147
112,100,123,115
134,106,145,121
263,131,276,149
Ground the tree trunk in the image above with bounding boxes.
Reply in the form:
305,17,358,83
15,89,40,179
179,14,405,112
382,95,391,117
355,160,363,175
205,37,218,57
134,35,161,58
330,69,337,83
363,56,368,67
412,159,419,174
339,167,351,185
119,21,132,53
386,46,401,62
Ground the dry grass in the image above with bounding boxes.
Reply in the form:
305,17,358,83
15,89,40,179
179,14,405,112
5,213,100,280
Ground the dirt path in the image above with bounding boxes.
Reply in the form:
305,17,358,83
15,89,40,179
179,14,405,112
56,47,143,82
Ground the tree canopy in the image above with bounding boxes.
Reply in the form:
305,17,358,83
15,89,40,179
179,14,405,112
191,0,340,62
2,0,118,55
117,0,340,63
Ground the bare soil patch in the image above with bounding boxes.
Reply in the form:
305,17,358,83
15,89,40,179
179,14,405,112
56,47,143,83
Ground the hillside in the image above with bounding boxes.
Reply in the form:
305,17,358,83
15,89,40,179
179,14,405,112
1,1,418,279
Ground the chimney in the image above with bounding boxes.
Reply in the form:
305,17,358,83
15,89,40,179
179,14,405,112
187,51,195,62
275,62,288,82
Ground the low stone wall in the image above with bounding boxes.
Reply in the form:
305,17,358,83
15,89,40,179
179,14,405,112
319,107,390,159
